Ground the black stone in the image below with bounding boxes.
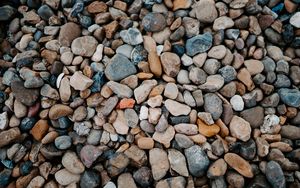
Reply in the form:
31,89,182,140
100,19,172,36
239,139,256,160
172,44,185,57
0,169,11,187
27,0,41,9
0,5,16,21
91,71,106,93
131,45,147,65
282,24,294,44
265,161,286,188
169,116,190,124
247,174,271,188
20,117,36,132
292,37,300,48
16,57,33,68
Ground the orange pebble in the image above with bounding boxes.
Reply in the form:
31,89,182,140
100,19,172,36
117,98,136,109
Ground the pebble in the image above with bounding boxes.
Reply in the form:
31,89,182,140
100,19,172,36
153,126,175,147
0,5,16,21
80,145,103,168
71,36,98,57
117,173,137,188
240,106,264,128
59,22,81,46
229,115,251,142
208,45,227,59
149,148,169,180
0,112,8,130
244,59,264,75
184,145,209,177
191,0,218,23
213,16,234,30
142,13,167,32
165,99,191,116
70,71,93,91
105,54,137,81
290,12,300,28
37,5,54,20
133,167,153,187
55,169,80,186
120,28,143,45
224,153,254,178
230,95,244,111
203,93,222,120
265,161,286,188
280,125,300,140
54,135,72,150
186,33,213,56
31,119,49,141
62,151,85,174
199,74,224,92
278,88,300,107
80,170,101,188
207,159,227,178
168,149,189,177
134,79,157,104
160,52,181,77
48,104,73,120
11,81,39,106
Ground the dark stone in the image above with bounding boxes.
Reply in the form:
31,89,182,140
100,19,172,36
61,0,75,8
78,14,92,28
11,81,39,106
264,28,285,46
70,1,84,17
0,169,11,187
34,30,43,41
210,176,227,188
49,75,57,88
292,37,300,48
0,91,7,104
20,117,36,132
169,115,190,124
58,117,72,129
278,88,300,107
265,161,286,188
16,57,33,68
133,167,153,188
20,161,33,176
274,74,291,88
1,160,13,169
131,45,147,65
80,170,101,188
37,5,54,20
172,44,185,57
240,107,264,128
27,0,41,9
247,174,271,188
186,32,213,56
184,145,209,177
91,71,105,93
204,93,223,120
271,3,284,14
282,24,294,44
0,5,16,21
142,13,166,32
218,65,237,83
280,125,300,140
239,139,256,160
51,61,63,75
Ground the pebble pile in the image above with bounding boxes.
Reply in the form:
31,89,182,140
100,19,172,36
0,0,300,187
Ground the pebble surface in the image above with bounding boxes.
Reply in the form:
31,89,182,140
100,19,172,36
0,0,300,187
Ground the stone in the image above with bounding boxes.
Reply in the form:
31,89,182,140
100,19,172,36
164,83,178,99
11,81,39,106
160,52,181,77
256,137,269,157
230,95,244,111
0,128,21,147
124,145,147,167
213,16,234,30
165,99,191,116
71,36,98,57
199,75,224,92
134,79,157,104
174,123,198,135
290,12,300,28
207,159,227,178
156,176,186,188
191,0,218,23
244,60,264,75
58,23,81,46
37,5,54,20
153,126,175,147
142,13,166,32
87,1,107,13
49,104,73,120
208,45,226,59
219,65,237,83
278,88,300,107
186,33,213,56
106,152,129,177
0,112,8,130
265,161,286,188
124,109,138,128
40,84,59,100
149,148,169,180
237,68,255,91
80,145,103,168
62,151,85,174
0,5,16,21
117,173,137,188
189,67,207,85
148,51,162,77
133,167,153,188
197,112,214,125
229,115,251,142
168,149,189,177
80,170,101,188
197,119,220,137
280,125,300,140
203,93,223,120
54,135,72,150
185,145,209,177
120,28,143,45
175,133,193,148
31,120,49,141
55,169,80,186
203,59,221,75
107,81,133,98
113,110,129,135
27,176,45,187
224,153,254,178
105,54,137,81
173,0,192,10
260,115,280,134
137,137,154,149
240,107,264,128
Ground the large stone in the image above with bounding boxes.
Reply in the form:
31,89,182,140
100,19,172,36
58,22,81,46
165,99,191,116
142,13,166,32
186,33,213,56
278,88,300,107
105,54,137,81
224,153,253,178
240,107,264,128
168,149,189,177
191,0,218,23
71,36,98,57
265,161,286,188
229,115,251,142
149,148,169,181
184,145,209,177
11,81,39,106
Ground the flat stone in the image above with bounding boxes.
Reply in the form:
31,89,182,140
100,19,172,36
230,95,244,111
224,153,254,178
113,110,129,135
168,149,189,177
0,128,21,147
117,173,137,188
149,148,169,181
153,126,175,148
69,72,94,91
290,12,300,28
165,99,191,116
203,93,223,120
207,159,227,178
0,112,8,130
280,125,300,140
186,33,213,56
49,104,73,120
71,36,98,57
240,107,264,128
174,123,198,135
107,81,133,98
213,16,234,30
199,75,224,92
105,54,137,81
164,83,178,99
229,115,251,142
31,120,49,141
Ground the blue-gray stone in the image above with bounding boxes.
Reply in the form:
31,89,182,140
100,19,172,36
282,24,294,44
105,54,137,81
27,0,41,9
279,88,300,107
131,45,147,65
55,135,72,150
204,93,223,120
185,32,213,56
80,170,101,188
218,65,237,83
91,71,105,92
20,117,36,132
274,74,291,88
37,5,54,20
20,161,33,176
78,14,92,28
0,169,11,187
58,117,72,129
184,145,209,177
0,5,16,21
71,1,84,17
266,161,286,188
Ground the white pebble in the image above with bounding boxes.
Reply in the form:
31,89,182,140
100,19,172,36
139,106,149,120
230,95,244,111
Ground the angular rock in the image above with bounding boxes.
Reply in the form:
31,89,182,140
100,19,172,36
186,33,213,56
184,145,209,177
71,36,98,57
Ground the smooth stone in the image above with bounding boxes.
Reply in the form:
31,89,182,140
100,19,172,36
230,95,244,111
153,126,175,147
80,170,101,188
49,104,73,120
0,112,8,130
191,0,218,23
120,28,143,45
55,169,80,186
62,151,85,174
11,81,39,106
117,173,137,188
71,36,98,57
184,145,209,177
207,159,227,178
224,153,254,178
290,12,300,28
54,135,72,150
280,125,300,140
168,149,189,177
165,99,191,116
142,13,167,32
80,145,103,168
160,52,181,77
186,33,213,56
213,16,234,30
134,80,157,104
240,107,264,128
199,75,224,92
265,161,286,188
70,72,93,91
149,148,169,181
133,167,153,187
203,93,222,120
229,115,251,142
105,54,137,81
59,22,81,46
0,5,16,21
278,88,300,107
37,5,54,20
107,81,133,98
